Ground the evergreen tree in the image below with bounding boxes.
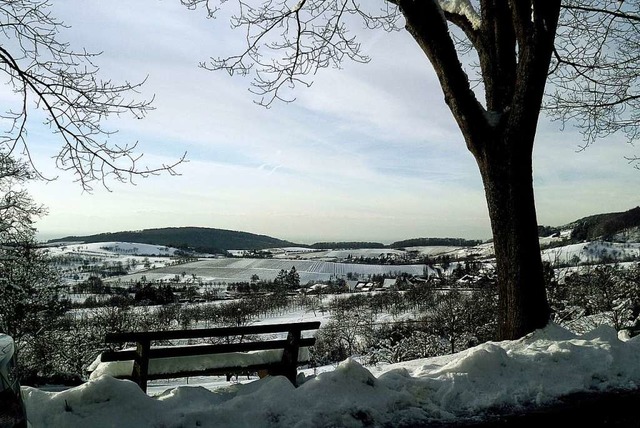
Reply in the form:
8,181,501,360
286,266,300,290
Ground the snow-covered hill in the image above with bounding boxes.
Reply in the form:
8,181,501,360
46,241,181,257
542,241,640,266
45,242,189,285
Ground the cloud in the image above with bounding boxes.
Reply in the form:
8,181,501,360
21,1,640,243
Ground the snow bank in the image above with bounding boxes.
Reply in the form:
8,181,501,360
23,323,640,427
87,347,311,379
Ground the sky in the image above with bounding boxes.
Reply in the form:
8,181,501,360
11,0,640,244
21,321,640,427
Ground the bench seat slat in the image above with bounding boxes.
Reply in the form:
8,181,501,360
100,337,316,362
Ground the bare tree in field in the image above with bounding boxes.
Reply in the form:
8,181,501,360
182,0,640,340
0,0,185,190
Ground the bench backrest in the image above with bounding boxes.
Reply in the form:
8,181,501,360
101,321,320,362
99,321,321,392
104,321,321,344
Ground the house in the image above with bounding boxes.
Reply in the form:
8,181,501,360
355,281,375,292
345,280,359,292
354,281,377,292
382,278,397,290
309,283,326,292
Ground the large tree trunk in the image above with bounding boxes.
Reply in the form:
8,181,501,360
397,0,560,340
475,133,551,339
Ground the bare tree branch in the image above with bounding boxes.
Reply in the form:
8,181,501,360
182,0,640,167
548,0,640,157
0,0,186,190
182,0,401,107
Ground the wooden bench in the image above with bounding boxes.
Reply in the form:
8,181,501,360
93,321,320,393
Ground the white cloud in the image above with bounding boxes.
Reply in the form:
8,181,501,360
18,0,640,243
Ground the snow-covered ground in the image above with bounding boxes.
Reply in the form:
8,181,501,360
22,323,640,427
542,240,640,265
23,242,640,428
408,242,496,260
46,241,188,286
46,241,182,257
45,238,640,292
21,237,640,426
110,258,428,285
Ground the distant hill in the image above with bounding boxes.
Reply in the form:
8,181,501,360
389,237,484,248
568,206,640,241
310,242,385,250
49,227,301,253
48,207,640,254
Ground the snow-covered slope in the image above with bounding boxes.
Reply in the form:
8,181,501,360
46,241,181,257
542,241,640,265
22,323,640,427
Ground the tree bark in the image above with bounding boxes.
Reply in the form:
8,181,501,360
475,133,551,339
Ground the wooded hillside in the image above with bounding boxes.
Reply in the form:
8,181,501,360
49,227,299,253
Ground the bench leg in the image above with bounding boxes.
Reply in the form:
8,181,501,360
278,329,301,386
282,366,297,385
268,365,298,385
132,340,150,393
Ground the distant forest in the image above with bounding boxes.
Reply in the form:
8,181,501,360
50,227,298,253
389,238,484,248
310,242,385,250
569,207,640,241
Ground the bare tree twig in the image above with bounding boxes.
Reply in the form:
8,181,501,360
183,0,401,107
0,0,186,191
548,0,640,157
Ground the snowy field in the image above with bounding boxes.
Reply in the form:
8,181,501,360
541,241,640,265
22,323,640,427
46,242,186,285
111,258,429,285
44,241,433,286
46,241,181,257
45,238,640,291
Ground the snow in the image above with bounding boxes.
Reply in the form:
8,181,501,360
22,323,640,427
112,257,427,285
542,240,640,265
47,241,181,257
439,0,482,30
46,241,188,287
322,249,406,259
410,243,496,260
87,347,310,380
